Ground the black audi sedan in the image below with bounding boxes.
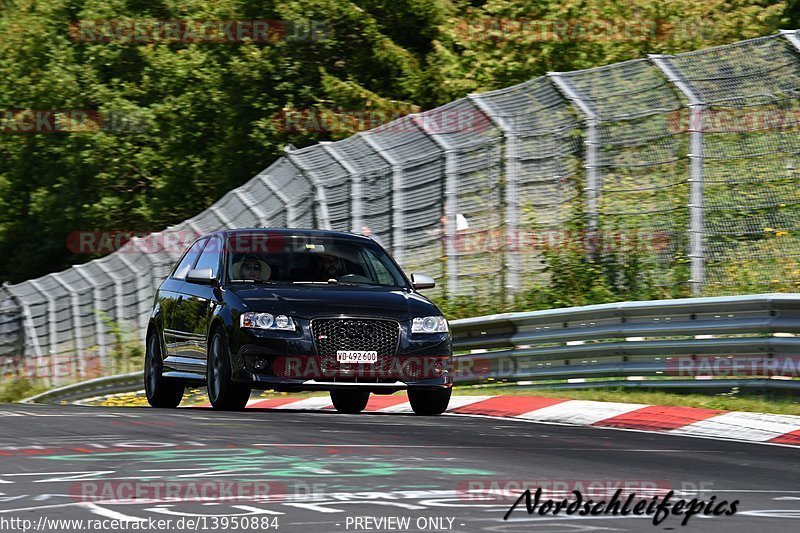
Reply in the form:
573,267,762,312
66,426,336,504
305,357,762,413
144,228,452,415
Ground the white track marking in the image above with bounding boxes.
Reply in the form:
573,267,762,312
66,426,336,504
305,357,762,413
669,412,800,441
444,396,495,411
516,400,648,425
269,397,332,410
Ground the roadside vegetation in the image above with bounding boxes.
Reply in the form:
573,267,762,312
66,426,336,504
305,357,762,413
0,0,793,283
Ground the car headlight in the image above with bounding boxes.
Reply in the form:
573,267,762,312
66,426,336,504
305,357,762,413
412,316,448,333
240,312,296,331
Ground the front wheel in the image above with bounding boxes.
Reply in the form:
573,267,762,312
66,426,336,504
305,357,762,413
144,332,184,408
330,390,370,413
207,329,250,411
408,388,451,415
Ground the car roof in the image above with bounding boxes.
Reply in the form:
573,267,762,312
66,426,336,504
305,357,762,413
213,228,373,243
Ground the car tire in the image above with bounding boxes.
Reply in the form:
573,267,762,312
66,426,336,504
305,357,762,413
207,328,250,411
330,390,370,414
144,331,184,408
408,388,451,415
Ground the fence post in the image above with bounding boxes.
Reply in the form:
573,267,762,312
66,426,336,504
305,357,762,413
285,149,332,230
93,260,127,332
209,205,234,229
258,167,296,228
232,189,270,227
28,279,61,383
781,29,800,51
72,264,108,365
548,73,601,257
115,252,151,340
362,133,405,265
412,115,459,297
322,141,363,233
1,284,27,372
650,54,706,295
50,274,84,378
469,94,519,300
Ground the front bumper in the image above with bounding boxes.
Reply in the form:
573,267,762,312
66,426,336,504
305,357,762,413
230,319,452,391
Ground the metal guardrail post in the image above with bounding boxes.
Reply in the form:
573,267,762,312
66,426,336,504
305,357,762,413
548,74,601,257
650,55,706,295
469,95,519,298
412,115,460,297
322,141,364,234
362,133,406,264
285,148,332,230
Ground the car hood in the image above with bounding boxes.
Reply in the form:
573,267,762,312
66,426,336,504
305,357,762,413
227,285,438,320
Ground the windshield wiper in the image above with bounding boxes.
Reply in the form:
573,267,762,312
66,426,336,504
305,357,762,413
229,279,281,284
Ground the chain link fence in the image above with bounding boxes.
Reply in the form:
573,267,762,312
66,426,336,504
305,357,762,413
2,32,800,385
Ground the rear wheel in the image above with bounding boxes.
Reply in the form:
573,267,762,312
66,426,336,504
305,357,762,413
144,332,184,408
207,329,250,411
330,390,370,414
408,388,451,415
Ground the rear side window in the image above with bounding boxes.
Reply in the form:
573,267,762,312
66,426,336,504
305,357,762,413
193,236,222,279
172,238,207,280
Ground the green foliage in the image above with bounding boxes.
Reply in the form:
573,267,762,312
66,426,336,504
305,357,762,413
0,378,47,403
0,0,790,287
0,0,449,282
425,0,790,103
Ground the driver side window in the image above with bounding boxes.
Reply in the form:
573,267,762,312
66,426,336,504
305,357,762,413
193,236,222,279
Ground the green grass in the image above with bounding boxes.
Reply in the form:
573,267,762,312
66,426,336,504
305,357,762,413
0,378,48,403
453,383,800,416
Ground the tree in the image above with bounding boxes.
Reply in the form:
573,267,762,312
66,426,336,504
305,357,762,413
424,0,789,104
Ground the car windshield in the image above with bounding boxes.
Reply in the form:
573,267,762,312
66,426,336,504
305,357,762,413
224,232,409,288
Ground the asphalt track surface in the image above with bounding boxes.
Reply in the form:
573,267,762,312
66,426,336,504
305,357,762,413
0,403,799,533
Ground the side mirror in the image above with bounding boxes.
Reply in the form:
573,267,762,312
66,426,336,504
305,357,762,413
410,273,435,290
186,267,216,285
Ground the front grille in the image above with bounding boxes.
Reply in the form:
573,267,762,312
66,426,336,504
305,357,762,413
311,318,400,378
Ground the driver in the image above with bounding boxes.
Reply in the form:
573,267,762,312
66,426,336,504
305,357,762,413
317,253,344,281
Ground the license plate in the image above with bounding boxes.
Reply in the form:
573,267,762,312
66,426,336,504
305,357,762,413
336,350,378,363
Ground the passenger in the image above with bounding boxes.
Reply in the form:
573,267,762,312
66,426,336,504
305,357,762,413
235,255,271,281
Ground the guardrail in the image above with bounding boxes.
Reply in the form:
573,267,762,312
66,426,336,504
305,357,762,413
19,293,800,403
21,372,142,404
450,293,800,391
